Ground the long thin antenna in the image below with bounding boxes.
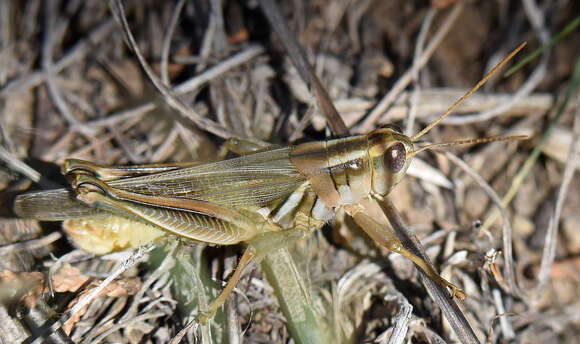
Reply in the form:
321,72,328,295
411,135,528,156
411,42,527,142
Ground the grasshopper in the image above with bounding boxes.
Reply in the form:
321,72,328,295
13,42,525,326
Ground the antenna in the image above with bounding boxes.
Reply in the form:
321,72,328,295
411,135,528,157
411,42,527,142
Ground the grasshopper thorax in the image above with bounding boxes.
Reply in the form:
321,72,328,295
366,125,414,197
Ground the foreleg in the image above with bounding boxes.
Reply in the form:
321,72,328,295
344,199,465,300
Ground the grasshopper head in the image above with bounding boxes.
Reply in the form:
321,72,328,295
367,125,414,197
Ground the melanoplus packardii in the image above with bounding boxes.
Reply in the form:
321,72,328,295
13,38,526,328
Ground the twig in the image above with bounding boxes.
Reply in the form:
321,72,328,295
121,241,178,321
385,291,413,344
409,321,448,344
107,124,145,163
336,260,386,322
441,54,548,125
195,0,230,73
258,0,349,136
371,89,554,123
89,312,167,344
288,105,315,142
151,126,180,161
170,318,198,344
492,288,515,340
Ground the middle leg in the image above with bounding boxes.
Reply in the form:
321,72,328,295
199,228,305,323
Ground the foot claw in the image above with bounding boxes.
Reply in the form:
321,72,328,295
445,282,466,300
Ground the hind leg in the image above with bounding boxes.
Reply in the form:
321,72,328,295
62,159,202,181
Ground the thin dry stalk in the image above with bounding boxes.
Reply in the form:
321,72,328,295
109,0,242,141
359,2,464,132
30,245,153,344
0,19,117,97
42,0,94,136
445,151,521,299
379,198,479,344
406,8,436,137
160,0,186,86
0,231,61,256
0,146,41,182
442,0,551,125
535,99,580,302
85,45,264,128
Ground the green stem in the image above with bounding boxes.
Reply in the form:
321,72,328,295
261,247,333,344
504,16,580,77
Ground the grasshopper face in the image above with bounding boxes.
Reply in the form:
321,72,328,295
366,126,414,197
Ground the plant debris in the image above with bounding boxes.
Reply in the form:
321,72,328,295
0,1,579,343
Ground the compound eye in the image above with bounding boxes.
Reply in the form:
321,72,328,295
384,142,406,173
380,124,403,133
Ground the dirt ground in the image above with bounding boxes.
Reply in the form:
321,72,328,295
0,1,579,343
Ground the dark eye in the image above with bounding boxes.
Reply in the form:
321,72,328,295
380,124,403,133
384,142,406,173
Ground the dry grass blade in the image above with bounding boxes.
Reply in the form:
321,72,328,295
0,232,61,257
442,0,551,125
535,92,580,302
1,1,578,343
25,245,153,344
406,8,436,137
0,146,41,183
42,0,95,137
359,2,464,133
109,0,244,141
441,53,548,125
483,58,580,231
445,152,520,298
379,198,479,344
84,45,265,129
0,19,118,97
160,0,187,86
411,42,527,142
258,0,349,136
